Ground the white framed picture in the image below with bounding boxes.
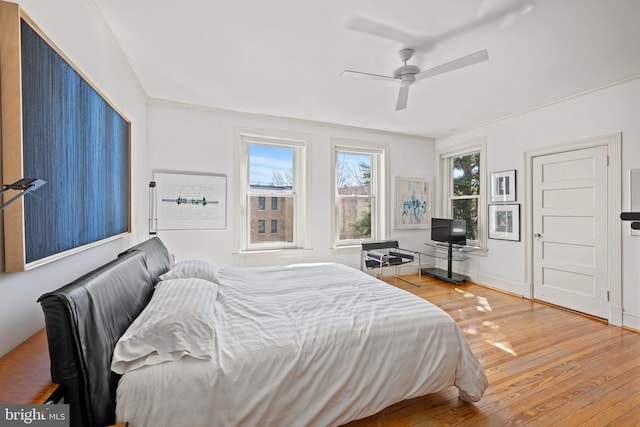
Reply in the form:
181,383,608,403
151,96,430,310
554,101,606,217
488,204,520,241
490,169,517,202
152,171,227,230
395,177,430,229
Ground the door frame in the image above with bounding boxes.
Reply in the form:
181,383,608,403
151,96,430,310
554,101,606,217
524,133,622,325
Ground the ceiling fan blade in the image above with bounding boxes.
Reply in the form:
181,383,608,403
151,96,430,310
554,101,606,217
347,16,435,51
395,86,409,111
341,69,397,83
416,49,489,81
438,0,535,43
477,0,535,30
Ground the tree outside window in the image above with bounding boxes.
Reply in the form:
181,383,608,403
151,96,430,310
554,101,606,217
451,152,480,241
334,146,385,246
337,153,372,240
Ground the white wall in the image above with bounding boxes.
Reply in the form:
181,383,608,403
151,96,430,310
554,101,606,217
435,78,640,330
0,0,149,356
147,99,434,270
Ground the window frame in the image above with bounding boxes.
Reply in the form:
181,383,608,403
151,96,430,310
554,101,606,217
436,139,487,251
237,131,308,252
331,140,387,248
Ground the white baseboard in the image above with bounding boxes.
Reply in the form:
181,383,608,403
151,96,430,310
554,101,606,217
464,271,524,296
622,311,640,331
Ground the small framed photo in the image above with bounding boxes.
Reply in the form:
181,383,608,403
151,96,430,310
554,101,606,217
490,169,516,202
489,204,520,241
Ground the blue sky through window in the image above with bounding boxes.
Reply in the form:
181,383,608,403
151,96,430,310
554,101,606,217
249,145,294,185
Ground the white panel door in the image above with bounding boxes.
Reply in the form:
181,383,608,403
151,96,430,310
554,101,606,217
532,146,608,318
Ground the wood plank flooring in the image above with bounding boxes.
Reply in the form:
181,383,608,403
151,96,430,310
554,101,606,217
343,274,640,427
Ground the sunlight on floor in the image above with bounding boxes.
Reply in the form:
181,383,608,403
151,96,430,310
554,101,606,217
455,287,517,357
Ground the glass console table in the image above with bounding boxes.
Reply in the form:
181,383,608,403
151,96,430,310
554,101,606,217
420,242,478,285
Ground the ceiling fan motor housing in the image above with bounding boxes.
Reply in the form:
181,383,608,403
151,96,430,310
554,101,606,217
393,64,419,86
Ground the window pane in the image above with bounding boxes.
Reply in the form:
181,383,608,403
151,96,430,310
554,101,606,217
249,195,294,244
453,153,480,196
338,197,372,240
249,145,294,189
337,153,372,196
452,198,478,241
333,145,384,246
248,143,294,246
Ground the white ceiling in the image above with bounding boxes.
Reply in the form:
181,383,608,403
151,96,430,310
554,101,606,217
91,0,640,139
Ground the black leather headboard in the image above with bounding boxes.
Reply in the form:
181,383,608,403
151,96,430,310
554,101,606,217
118,235,174,283
38,237,172,427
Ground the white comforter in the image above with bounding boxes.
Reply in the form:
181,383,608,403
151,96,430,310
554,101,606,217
115,263,487,427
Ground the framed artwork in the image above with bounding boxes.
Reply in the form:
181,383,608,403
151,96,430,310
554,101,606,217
488,204,520,241
152,171,227,230
395,177,430,229
490,169,517,202
1,8,131,271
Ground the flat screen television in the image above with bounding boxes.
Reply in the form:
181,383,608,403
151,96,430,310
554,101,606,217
431,217,467,246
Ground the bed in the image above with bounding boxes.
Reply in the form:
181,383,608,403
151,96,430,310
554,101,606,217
38,237,487,427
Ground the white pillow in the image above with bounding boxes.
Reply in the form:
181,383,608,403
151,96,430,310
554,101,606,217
111,278,219,374
159,259,219,283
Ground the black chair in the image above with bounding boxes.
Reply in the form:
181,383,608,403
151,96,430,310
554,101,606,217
361,240,421,286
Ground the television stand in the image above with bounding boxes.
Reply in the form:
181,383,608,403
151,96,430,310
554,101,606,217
420,242,477,285
421,267,469,285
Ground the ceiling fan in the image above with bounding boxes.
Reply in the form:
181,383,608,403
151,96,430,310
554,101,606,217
341,48,488,111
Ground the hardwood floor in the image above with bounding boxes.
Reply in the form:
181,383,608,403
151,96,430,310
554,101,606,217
343,274,640,427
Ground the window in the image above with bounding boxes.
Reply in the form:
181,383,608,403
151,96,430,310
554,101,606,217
438,140,486,249
332,142,386,247
239,132,307,251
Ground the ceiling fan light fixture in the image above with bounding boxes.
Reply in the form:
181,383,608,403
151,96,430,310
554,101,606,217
392,64,420,87
398,75,415,87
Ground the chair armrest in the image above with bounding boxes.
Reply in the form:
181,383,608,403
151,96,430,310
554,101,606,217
365,251,386,261
391,248,417,260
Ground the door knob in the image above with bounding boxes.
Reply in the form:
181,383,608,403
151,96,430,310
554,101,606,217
534,233,542,238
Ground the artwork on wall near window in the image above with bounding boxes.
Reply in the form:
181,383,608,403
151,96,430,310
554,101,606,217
151,171,227,230
488,204,520,241
395,177,430,229
490,169,517,202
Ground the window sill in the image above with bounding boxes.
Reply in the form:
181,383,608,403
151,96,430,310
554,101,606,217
235,247,312,256
330,244,361,253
